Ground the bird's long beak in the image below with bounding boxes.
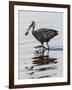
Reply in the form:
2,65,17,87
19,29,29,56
25,23,33,36
25,28,29,36
25,31,29,35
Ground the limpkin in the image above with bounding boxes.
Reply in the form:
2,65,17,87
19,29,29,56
25,21,58,54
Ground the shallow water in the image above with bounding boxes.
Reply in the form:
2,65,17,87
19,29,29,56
18,48,63,79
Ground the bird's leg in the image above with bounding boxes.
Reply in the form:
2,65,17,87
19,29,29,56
46,42,49,55
42,43,44,55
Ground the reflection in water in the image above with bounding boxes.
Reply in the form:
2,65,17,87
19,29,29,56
34,45,47,56
18,46,63,79
33,46,57,65
36,74,56,79
24,48,58,79
32,55,57,65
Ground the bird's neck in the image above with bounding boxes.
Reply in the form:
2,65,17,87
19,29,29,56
32,25,35,32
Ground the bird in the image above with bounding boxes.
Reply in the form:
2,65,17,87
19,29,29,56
25,21,58,54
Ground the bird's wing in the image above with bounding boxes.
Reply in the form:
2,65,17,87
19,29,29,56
36,28,57,38
36,28,48,32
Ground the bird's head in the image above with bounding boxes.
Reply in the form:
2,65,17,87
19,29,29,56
25,21,35,36
56,31,58,35
54,31,58,36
